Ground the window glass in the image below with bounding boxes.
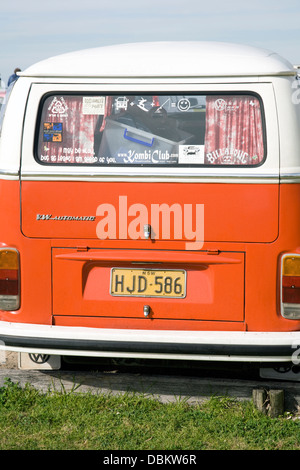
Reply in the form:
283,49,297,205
0,85,13,136
36,93,265,166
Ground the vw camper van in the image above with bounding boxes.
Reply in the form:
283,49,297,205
0,41,300,366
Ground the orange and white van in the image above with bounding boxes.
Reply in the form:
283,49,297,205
0,41,300,365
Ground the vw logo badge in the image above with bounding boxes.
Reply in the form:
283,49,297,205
29,353,50,364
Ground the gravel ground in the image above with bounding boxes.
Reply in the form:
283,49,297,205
0,352,18,369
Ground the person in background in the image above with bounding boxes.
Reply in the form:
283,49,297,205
7,68,21,87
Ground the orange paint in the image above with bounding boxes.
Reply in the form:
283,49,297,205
1,178,298,333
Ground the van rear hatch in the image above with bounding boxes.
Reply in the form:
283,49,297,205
51,246,245,323
21,91,278,325
21,180,278,243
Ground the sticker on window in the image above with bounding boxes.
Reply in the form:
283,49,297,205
179,145,204,164
82,96,106,115
36,93,265,166
47,97,68,117
43,122,63,142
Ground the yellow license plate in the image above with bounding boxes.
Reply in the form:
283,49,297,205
110,268,186,298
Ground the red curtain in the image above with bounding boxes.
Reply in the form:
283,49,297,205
100,96,113,132
40,96,99,163
204,95,264,165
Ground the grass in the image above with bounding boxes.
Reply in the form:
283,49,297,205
0,378,300,450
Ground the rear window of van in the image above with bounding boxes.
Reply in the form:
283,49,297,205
35,93,265,166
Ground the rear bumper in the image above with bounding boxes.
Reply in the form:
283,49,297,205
0,321,300,362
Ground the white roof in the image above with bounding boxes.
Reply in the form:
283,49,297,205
21,41,295,78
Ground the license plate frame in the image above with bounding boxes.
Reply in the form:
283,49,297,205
110,268,186,298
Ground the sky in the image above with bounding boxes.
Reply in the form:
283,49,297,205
1,0,300,86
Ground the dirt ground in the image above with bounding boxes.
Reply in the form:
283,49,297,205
0,352,18,369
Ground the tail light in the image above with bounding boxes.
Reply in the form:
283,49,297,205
281,254,300,319
0,248,20,311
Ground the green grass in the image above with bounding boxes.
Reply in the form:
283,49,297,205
0,378,300,450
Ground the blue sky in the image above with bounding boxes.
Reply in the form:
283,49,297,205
1,0,300,86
